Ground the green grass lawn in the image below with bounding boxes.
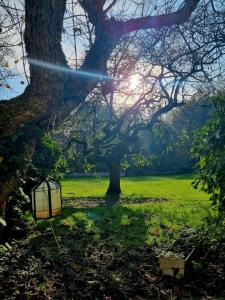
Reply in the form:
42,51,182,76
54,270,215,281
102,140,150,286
4,175,214,299
62,173,208,202
20,174,211,297
38,174,211,249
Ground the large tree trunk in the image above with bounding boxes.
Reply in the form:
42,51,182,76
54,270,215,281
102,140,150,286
106,157,121,196
0,0,117,224
0,0,67,222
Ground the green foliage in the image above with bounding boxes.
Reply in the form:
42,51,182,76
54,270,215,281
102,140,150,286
7,187,30,219
147,122,194,173
5,187,32,238
198,213,225,242
83,159,95,173
0,127,37,174
126,98,212,175
32,134,67,181
192,93,225,216
122,153,148,172
120,159,129,171
131,154,147,168
191,260,203,271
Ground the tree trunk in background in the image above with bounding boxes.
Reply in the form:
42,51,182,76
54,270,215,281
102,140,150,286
106,157,121,196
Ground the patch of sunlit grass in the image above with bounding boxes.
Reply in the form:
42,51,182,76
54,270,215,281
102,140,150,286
35,174,210,254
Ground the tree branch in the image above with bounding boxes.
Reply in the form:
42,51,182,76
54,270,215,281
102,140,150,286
120,0,200,34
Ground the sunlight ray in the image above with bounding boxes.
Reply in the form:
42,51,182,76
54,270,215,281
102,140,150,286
28,58,115,81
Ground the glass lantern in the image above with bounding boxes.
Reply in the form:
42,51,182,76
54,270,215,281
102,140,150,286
31,181,62,219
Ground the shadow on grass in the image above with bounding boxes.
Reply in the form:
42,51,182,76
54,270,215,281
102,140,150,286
11,192,209,299
25,204,162,298
36,204,150,252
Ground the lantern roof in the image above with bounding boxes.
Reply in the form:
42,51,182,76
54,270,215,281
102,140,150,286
32,180,59,192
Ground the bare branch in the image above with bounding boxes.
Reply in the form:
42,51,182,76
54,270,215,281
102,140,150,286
120,0,200,34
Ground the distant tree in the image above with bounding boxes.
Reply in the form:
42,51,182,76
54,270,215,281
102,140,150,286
119,94,213,176
153,96,213,173
64,22,221,195
64,43,187,196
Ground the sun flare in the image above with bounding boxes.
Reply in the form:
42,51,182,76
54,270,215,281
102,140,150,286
129,74,141,89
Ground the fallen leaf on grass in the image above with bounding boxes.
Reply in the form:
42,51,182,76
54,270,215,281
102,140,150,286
69,262,82,270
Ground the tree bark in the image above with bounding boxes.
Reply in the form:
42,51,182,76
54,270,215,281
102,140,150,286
106,157,121,196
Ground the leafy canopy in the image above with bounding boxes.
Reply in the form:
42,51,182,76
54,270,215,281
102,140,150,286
192,92,225,215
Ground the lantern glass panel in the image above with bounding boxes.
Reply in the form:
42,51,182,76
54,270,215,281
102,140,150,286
35,189,49,211
51,188,61,216
32,181,62,218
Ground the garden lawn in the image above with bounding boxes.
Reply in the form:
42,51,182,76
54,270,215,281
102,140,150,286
61,173,208,202
53,174,211,248
5,174,212,299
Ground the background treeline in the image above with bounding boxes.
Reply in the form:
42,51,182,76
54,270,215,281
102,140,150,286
35,96,212,178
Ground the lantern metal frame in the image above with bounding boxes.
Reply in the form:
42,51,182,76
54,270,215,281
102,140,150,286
32,180,62,219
